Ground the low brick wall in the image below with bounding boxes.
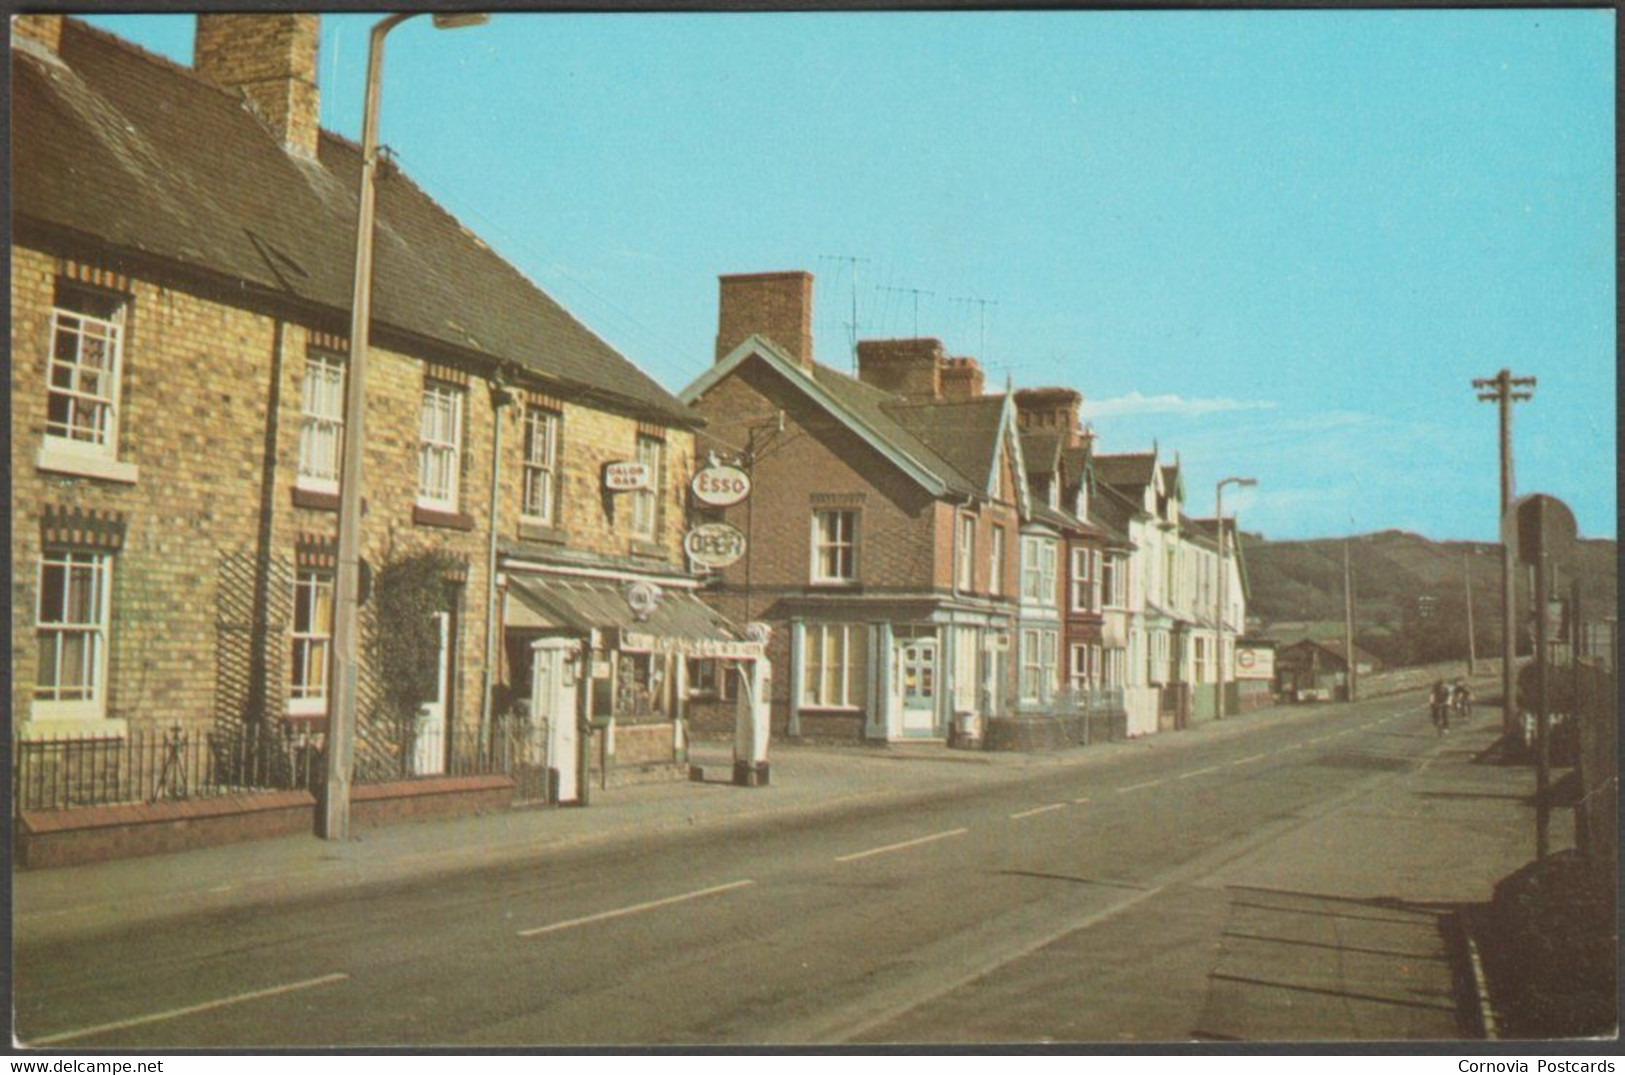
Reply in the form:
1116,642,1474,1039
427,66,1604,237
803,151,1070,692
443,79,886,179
587,720,687,789
349,774,516,829
686,698,735,739
985,714,1073,752
16,791,316,869
1358,658,1504,700
791,710,867,743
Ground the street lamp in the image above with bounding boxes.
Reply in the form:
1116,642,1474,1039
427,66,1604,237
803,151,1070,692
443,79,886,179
1214,476,1257,721
323,11,489,841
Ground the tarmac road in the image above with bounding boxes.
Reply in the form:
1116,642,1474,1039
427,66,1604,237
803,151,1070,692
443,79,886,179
14,687,1542,1047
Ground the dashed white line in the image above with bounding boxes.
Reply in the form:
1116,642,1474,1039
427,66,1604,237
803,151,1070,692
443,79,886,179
834,828,969,863
519,879,755,936
1010,803,1068,819
1178,765,1222,780
1071,796,1093,805
1118,779,1166,793
31,972,350,1045
1230,753,1268,766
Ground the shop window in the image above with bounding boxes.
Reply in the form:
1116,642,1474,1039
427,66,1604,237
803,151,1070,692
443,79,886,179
801,623,865,708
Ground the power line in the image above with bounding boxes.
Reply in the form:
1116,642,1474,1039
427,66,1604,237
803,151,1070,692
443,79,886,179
949,295,999,361
819,254,869,373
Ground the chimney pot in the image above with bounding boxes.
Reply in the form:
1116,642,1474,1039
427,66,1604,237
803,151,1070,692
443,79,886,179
1014,386,1085,447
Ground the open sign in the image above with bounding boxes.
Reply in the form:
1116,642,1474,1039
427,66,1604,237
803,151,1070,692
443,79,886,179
684,522,747,569
692,464,751,507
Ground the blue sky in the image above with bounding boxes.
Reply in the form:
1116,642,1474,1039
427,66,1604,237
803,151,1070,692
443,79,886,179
84,11,1616,542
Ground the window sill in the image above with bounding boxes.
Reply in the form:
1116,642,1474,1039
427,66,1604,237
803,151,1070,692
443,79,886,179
36,444,138,485
18,716,128,741
413,505,475,531
283,711,329,728
518,518,565,544
292,484,340,511
796,705,863,713
629,540,668,561
808,579,860,589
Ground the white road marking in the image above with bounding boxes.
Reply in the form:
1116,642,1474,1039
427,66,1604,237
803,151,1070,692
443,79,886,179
1118,779,1165,793
519,879,755,937
1230,753,1268,766
31,973,350,1045
1010,803,1068,820
1071,796,1093,805
835,828,969,863
1178,765,1222,780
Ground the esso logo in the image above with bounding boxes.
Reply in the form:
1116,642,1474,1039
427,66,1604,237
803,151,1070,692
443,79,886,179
692,465,751,508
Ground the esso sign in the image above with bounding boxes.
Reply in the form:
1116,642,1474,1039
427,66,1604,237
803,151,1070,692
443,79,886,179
692,464,751,508
604,461,651,491
684,523,747,569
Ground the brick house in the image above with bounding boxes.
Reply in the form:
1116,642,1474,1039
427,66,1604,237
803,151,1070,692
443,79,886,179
680,272,1031,745
11,15,741,805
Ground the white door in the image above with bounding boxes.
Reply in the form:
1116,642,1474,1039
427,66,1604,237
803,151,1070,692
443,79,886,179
896,637,939,738
411,611,450,776
532,639,581,804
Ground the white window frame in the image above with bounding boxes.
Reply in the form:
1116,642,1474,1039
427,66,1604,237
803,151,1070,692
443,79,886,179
952,626,979,712
811,509,858,585
1071,546,1099,613
44,299,124,458
631,434,662,541
1103,553,1127,609
521,405,559,525
297,352,345,494
1069,642,1090,692
801,623,865,709
289,569,334,717
417,382,464,512
957,513,976,592
989,525,1005,597
33,549,113,721
1021,536,1057,605
1020,628,1058,704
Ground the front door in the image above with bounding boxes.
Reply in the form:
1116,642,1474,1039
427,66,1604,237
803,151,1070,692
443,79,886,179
897,637,938,738
411,611,451,776
532,639,581,803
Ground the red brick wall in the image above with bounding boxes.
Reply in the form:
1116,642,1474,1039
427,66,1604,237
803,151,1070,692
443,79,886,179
716,272,813,367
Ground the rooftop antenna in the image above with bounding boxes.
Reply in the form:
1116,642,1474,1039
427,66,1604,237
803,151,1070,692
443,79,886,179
950,295,999,362
819,254,869,373
877,284,935,337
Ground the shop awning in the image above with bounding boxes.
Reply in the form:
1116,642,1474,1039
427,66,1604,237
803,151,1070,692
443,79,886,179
505,574,764,659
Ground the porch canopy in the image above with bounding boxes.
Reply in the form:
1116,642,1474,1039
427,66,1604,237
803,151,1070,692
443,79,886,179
506,575,764,660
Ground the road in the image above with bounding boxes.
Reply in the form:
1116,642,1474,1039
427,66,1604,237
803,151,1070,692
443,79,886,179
15,690,1528,1047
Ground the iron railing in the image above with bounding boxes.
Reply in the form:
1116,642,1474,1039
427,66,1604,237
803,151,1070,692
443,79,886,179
351,719,522,785
14,724,320,813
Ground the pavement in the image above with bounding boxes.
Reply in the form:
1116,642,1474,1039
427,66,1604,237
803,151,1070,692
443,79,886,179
14,673,1552,1045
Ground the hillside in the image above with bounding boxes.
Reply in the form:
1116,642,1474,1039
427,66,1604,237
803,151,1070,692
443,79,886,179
1242,529,1617,667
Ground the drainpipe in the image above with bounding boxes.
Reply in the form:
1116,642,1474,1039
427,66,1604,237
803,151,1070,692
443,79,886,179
479,367,513,756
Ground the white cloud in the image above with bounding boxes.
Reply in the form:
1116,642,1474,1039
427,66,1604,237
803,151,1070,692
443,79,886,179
1081,391,1279,418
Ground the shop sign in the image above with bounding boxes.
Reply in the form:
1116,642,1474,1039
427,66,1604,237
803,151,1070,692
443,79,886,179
1234,645,1275,680
692,464,751,507
620,631,765,660
604,461,651,491
684,522,746,569
626,581,662,621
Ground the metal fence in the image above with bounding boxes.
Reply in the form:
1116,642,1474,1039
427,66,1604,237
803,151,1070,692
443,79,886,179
14,724,321,813
1573,660,1617,876
351,719,522,785
1046,687,1129,745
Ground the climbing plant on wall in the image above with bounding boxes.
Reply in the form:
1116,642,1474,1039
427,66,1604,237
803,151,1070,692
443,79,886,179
370,550,461,729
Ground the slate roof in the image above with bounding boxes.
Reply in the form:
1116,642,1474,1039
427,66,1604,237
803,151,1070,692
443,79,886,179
1018,430,1063,477
14,19,695,426
1282,638,1380,670
1094,452,1158,490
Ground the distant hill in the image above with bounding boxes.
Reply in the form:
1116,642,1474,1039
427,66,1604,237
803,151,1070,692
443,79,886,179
1241,529,1617,667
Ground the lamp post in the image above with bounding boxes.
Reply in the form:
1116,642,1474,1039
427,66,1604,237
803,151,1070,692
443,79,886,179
1214,477,1256,721
323,11,489,841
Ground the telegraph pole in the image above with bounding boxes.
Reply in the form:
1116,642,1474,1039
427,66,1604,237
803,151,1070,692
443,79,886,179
1343,540,1358,702
1463,549,1477,675
1474,369,1535,741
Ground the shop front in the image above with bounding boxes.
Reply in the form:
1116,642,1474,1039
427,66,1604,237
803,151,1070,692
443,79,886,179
500,563,765,801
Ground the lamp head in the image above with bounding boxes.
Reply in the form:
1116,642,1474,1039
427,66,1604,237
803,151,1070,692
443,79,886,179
433,12,490,29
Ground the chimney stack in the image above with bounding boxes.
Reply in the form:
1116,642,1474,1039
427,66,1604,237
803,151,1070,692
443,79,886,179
195,14,321,158
13,15,64,52
716,271,814,369
940,356,985,400
857,338,947,402
1014,386,1085,447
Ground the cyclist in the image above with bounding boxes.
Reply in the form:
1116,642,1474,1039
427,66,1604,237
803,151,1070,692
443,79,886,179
1430,679,1452,736
1452,678,1473,724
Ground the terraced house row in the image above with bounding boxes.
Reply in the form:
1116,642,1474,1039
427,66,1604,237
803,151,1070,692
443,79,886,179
11,13,762,827
679,271,1265,749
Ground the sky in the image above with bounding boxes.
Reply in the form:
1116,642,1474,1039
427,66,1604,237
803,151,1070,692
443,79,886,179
83,11,1616,543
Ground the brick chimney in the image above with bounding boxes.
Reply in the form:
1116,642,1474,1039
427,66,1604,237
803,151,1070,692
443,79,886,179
194,14,320,158
1014,386,1084,447
940,356,985,400
716,271,814,369
13,15,64,52
857,338,947,402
